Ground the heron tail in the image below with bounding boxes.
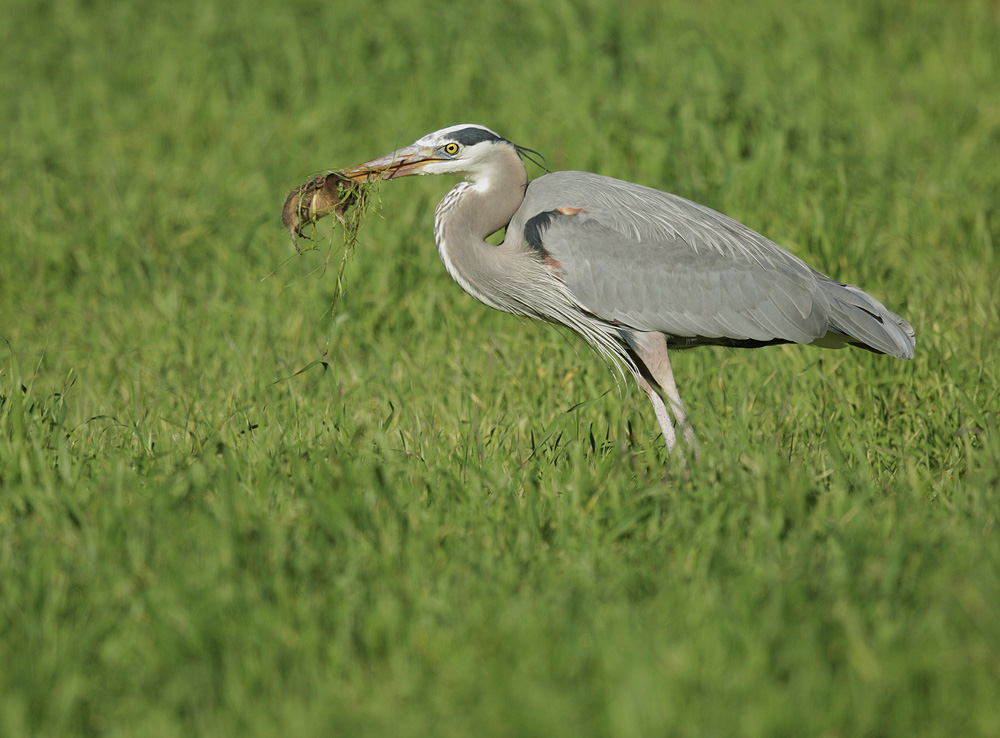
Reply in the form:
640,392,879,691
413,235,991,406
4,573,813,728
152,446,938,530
815,276,915,359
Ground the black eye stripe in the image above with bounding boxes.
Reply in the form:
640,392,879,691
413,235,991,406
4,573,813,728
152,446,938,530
449,127,503,147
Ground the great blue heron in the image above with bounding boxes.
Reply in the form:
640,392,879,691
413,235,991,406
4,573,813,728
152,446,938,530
327,124,915,456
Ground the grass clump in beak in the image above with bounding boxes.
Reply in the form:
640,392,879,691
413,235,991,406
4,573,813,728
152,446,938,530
281,171,381,320
281,171,376,252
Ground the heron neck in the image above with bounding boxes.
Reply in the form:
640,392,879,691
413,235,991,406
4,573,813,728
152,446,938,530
449,148,528,240
433,147,528,310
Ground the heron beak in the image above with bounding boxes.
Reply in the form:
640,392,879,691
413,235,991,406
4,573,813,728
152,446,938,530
340,145,442,182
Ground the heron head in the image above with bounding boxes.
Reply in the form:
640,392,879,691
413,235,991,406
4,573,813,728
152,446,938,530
341,124,522,182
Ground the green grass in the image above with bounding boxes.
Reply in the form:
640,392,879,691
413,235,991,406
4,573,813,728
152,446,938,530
2,0,999,735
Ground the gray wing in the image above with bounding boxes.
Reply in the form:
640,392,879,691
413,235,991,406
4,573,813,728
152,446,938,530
510,171,915,358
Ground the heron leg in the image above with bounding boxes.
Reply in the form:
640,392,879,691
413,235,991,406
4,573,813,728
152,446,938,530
634,371,678,453
625,331,699,458
649,346,700,460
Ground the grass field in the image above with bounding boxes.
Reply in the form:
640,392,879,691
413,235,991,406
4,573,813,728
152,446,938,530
2,0,999,735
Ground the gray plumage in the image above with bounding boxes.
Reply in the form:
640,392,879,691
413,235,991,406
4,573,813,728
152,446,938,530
512,171,914,357
339,124,915,456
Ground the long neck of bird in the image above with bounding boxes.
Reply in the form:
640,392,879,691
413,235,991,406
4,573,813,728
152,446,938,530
433,145,529,311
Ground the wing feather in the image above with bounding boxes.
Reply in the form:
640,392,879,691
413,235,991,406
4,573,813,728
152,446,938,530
510,171,913,356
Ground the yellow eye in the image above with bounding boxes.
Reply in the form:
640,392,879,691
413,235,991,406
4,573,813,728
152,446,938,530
443,142,460,156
